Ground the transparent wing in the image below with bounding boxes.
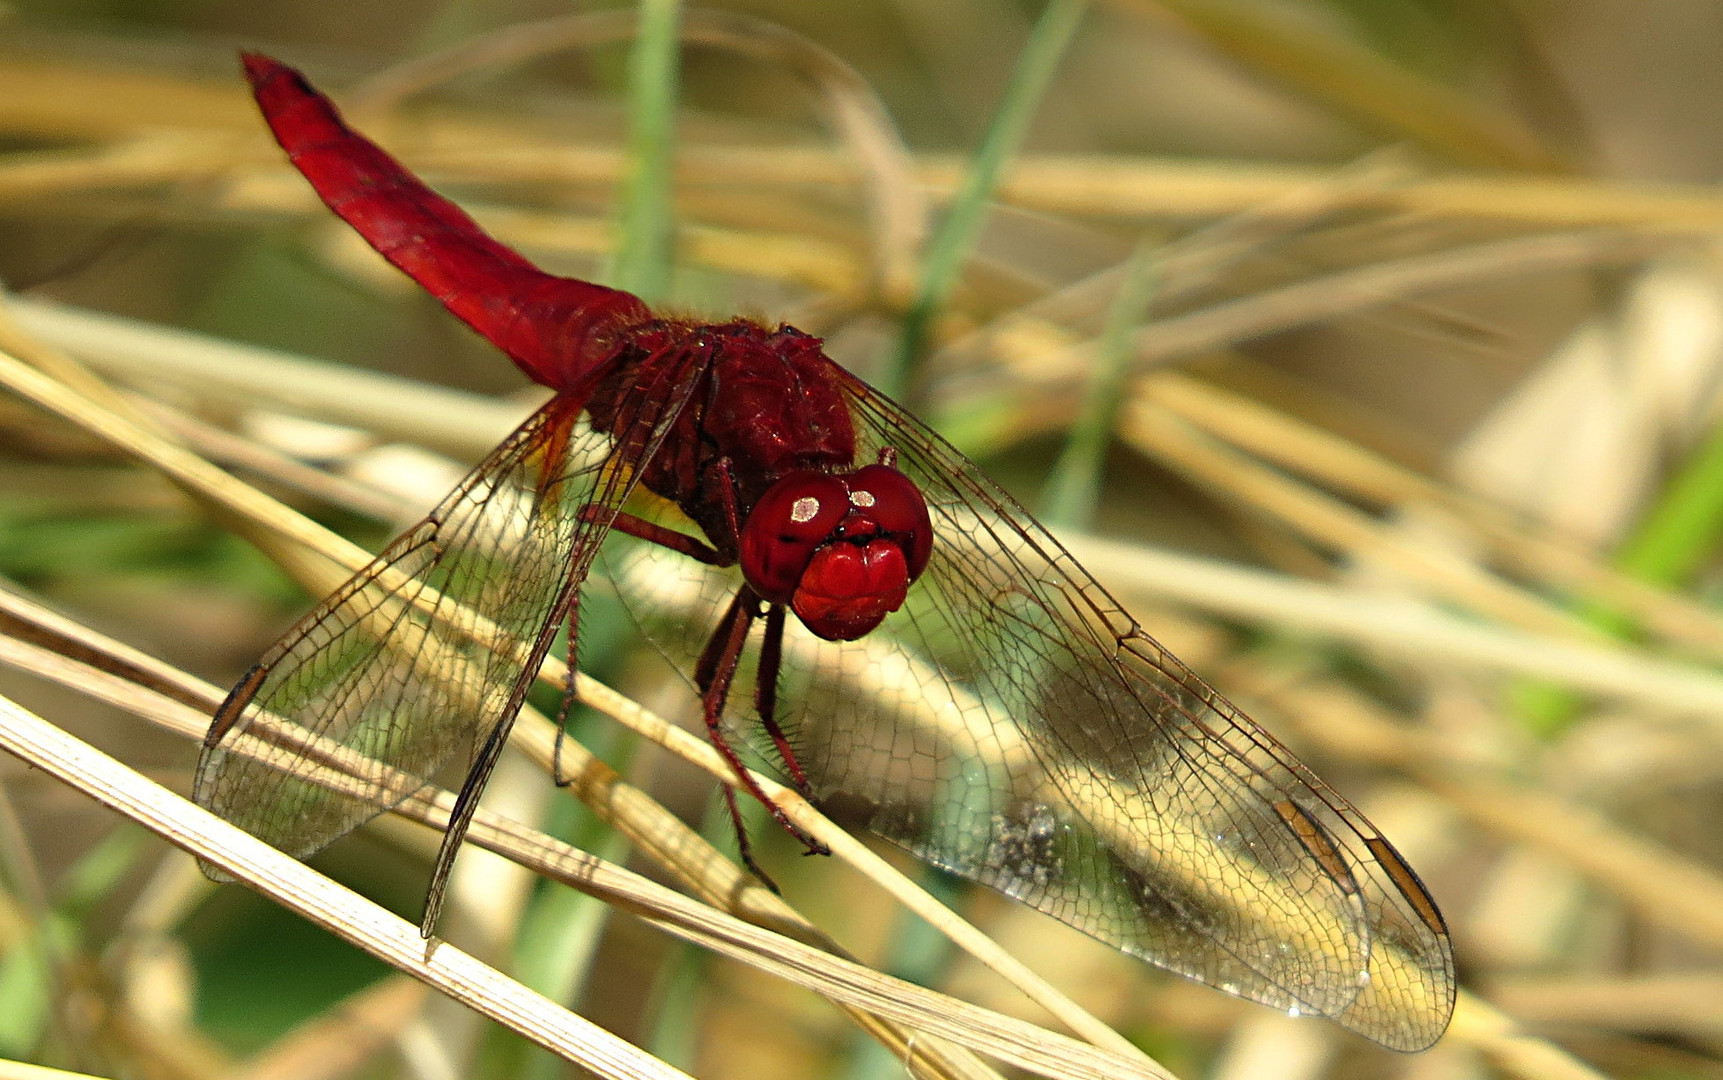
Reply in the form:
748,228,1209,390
604,367,1454,1052
195,364,698,920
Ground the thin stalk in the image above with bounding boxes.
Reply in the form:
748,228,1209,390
1516,415,1723,736
881,0,1089,399
1040,240,1160,529
511,721,637,1080
605,0,682,302
1610,418,1723,589
839,871,964,1080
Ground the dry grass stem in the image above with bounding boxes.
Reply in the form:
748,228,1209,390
0,586,1155,1080
0,693,694,1080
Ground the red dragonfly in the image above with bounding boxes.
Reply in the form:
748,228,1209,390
195,53,1455,1051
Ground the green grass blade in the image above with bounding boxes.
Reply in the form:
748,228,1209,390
1138,0,1559,169
881,0,1089,399
1515,415,1723,736
605,0,682,302
1040,241,1161,530
1611,419,1723,587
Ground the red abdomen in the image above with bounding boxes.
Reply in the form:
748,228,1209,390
243,52,648,393
245,53,859,556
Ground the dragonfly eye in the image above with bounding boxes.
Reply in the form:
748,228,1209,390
739,472,849,604
846,463,932,579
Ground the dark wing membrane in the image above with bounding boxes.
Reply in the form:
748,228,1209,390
602,366,1454,1052
194,363,701,901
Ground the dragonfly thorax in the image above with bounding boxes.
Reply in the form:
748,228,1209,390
589,319,859,559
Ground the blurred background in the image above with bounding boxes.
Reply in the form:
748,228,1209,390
1,1,1723,1078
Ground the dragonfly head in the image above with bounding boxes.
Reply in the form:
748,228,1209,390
738,464,932,641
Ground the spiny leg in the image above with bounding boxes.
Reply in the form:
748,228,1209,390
756,604,814,799
579,500,830,878
696,586,750,691
580,505,726,565
552,586,580,786
697,591,773,887
696,589,830,885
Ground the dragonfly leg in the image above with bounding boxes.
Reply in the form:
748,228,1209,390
711,457,743,542
551,586,580,786
694,585,749,691
581,505,728,565
756,604,815,798
697,589,831,884
717,782,773,893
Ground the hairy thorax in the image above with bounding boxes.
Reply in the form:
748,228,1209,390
584,319,857,557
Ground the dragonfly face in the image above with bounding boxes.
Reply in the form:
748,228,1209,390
739,462,933,640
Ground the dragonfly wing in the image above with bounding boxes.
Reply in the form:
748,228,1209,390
586,367,1458,1050
584,361,1452,1050
195,364,702,908
814,374,1455,1051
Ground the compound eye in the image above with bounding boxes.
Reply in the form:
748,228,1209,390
847,463,933,580
739,472,849,604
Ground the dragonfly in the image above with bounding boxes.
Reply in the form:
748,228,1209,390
195,52,1456,1052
